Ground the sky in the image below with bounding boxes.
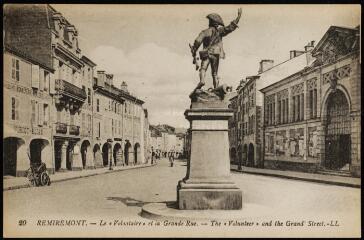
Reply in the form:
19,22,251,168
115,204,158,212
52,4,360,128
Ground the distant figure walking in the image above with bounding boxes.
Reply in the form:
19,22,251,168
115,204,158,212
169,151,175,167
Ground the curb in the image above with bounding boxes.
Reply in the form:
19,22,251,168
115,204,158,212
4,163,157,192
231,169,361,188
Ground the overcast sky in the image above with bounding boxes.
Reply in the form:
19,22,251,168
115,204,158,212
52,4,360,128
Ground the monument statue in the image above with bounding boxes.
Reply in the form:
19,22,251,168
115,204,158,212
190,8,242,90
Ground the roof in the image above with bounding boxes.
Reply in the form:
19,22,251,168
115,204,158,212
256,52,312,92
155,124,175,134
4,44,54,72
95,82,144,105
81,55,97,67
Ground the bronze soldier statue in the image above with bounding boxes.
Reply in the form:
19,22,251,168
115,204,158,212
190,8,242,89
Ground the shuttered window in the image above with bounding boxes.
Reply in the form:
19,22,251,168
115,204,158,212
12,58,20,81
38,102,43,126
11,97,19,120
31,100,36,124
31,65,40,88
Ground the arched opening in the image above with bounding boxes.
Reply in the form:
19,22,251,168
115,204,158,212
29,139,49,166
230,147,236,163
113,143,122,166
134,143,141,164
3,137,25,176
248,143,255,167
243,144,248,166
66,143,74,170
324,90,351,170
102,143,111,167
124,141,131,166
81,140,91,169
93,144,102,167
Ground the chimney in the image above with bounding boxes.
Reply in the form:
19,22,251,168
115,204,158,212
289,50,305,59
304,40,315,52
105,74,113,86
258,60,274,73
120,81,128,92
97,70,105,87
304,41,315,65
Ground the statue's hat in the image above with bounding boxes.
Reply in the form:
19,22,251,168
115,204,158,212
206,13,224,26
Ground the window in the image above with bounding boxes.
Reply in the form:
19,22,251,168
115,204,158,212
44,71,49,91
292,96,296,123
12,58,20,81
70,114,75,126
11,97,19,120
118,120,121,135
43,104,49,126
31,100,37,124
88,114,92,131
57,108,62,122
309,89,317,118
96,99,100,112
114,102,117,113
111,119,114,136
88,88,91,105
98,122,101,138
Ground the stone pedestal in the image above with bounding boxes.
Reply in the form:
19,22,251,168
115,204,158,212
177,90,242,210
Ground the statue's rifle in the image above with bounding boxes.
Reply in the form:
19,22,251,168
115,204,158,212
189,43,199,71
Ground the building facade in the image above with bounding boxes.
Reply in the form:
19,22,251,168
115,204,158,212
3,46,55,176
260,26,360,177
232,46,313,168
3,4,150,177
93,72,146,168
228,93,239,164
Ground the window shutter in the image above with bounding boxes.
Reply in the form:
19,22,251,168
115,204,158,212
31,100,35,125
39,68,45,90
15,98,20,120
31,65,40,88
38,102,43,126
49,72,55,94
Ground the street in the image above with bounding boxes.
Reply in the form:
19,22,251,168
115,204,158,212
4,158,361,237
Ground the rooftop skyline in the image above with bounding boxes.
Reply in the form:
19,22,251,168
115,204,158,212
52,4,360,128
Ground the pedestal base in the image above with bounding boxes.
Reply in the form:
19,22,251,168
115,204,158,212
178,188,242,210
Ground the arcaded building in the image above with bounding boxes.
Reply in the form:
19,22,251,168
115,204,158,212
3,4,150,177
93,72,146,167
3,46,55,176
260,26,360,177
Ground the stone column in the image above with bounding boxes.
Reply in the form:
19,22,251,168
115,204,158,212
60,141,69,171
177,91,242,210
72,144,83,170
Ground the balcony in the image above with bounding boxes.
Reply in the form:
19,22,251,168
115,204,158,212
55,79,87,102
69,125,80,136
55,122,67,134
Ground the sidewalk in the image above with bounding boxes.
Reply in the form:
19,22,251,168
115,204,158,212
3,163,157,191
231,164,361,188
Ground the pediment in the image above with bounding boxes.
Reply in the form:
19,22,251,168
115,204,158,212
312,26,359,65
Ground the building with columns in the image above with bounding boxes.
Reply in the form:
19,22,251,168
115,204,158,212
260,26,360,177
